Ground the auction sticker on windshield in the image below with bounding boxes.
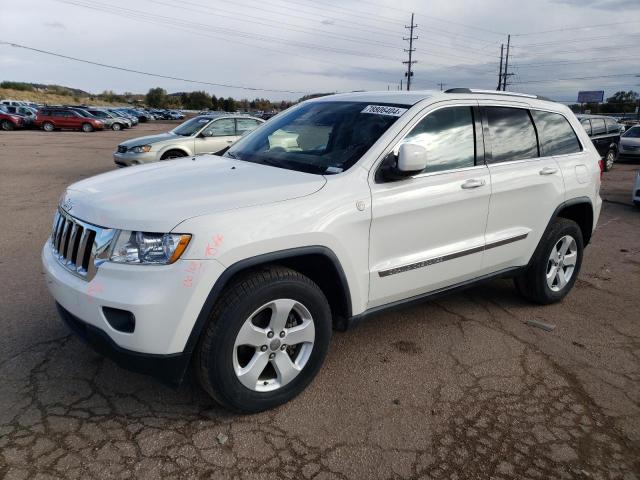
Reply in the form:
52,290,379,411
361,105,407,116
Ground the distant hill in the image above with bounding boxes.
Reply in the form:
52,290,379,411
0,81,138,106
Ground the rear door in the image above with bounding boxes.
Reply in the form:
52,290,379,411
194,118,237,154
589,118,609,157
480,105,565,272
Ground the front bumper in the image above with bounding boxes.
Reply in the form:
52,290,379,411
113,150,158,166
42,240,225,362
56,303,189,385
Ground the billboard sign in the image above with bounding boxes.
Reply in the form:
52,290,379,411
577,91,604,103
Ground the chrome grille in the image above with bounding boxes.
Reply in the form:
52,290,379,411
50,209,115,281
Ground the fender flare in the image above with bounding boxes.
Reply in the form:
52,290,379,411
182,246,352,354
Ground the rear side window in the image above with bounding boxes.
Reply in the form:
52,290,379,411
580,118,592,135
531,110,581,156
402,106,476,174
591,119,606,135
485,107,538,163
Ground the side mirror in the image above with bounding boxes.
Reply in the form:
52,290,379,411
397,143,428,173
376,143,428,183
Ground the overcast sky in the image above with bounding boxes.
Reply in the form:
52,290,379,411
1,0,639,102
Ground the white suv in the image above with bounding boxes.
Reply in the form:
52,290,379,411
43,89,602,412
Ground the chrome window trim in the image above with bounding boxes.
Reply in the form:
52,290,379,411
378,233,528,277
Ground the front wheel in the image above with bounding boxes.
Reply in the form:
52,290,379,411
604,149,616,172
195,266,332,413
81,123,94,132
514,218,583,304
111,123,122,131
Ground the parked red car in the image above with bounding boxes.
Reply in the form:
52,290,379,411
0,111,24,131
35,107,104,132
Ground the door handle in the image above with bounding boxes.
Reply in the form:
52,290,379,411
461,178,486,189
539,166,558,175
226,140,234,143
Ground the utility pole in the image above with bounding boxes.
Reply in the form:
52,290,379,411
497,43,504,91
502,34,511,91
403,13,418,91
400,79,403,90
437,82,447,91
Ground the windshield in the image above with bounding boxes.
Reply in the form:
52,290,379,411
623,126,640,138
172,116,212,136
89,110,108,118
224,101,406,174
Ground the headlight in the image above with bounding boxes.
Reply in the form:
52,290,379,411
130,145,152,153
110,231,191,264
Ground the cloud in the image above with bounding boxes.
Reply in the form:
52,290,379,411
43,21,66,29
320,19,335,25
553,0,640,9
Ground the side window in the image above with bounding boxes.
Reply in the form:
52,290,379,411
401,106,475,174
580,118,592,135
53,111,65,118
591,119,606,136
485,107,538,163
236,118,261,136
531,110,582,156
605,118,619,134
205,119,236,136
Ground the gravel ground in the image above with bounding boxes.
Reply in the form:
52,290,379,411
1,124,639,480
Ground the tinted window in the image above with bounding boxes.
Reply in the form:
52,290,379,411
531,110,581,156
401,106,475,173
236,118,261,135
623,126,640,138
591,119,606,135
580,118,592,135
486,107,538,162
52,111,65,117
605,118,620,134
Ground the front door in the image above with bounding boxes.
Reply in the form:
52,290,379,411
195,118,238,155
368,104,491,308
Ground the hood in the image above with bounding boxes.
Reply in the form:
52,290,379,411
119,132,179,147
62,156,327,232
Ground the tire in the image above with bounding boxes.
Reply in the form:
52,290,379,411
81,123,93,133
111,123,122,131
160,150,187,160
1,120,14,131
514,218,583,305
42,122,55,132
604,149,616,172
195,266,332,413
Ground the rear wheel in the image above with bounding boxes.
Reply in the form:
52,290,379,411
160,150,187,160
514,218,583,304
81,123,94,132
195,266,332,413
1,120,14,131
111,123,122,131
604,149,616,171
42,122,55,132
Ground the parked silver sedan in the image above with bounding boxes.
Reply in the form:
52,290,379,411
619,125,640,160
113,114,264,167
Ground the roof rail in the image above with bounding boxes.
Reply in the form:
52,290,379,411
444,88,551,101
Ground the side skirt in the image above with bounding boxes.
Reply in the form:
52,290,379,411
345,266,525,329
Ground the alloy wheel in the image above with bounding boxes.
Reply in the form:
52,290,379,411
546,235,578,292
232,299,315,392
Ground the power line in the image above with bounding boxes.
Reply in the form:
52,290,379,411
0,41,309,94
513,73,640,85
513,20,640,36
403,13,418,91
512,55,640,68
515,32,640,48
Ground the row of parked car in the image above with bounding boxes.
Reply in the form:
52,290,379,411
0,99,185,132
